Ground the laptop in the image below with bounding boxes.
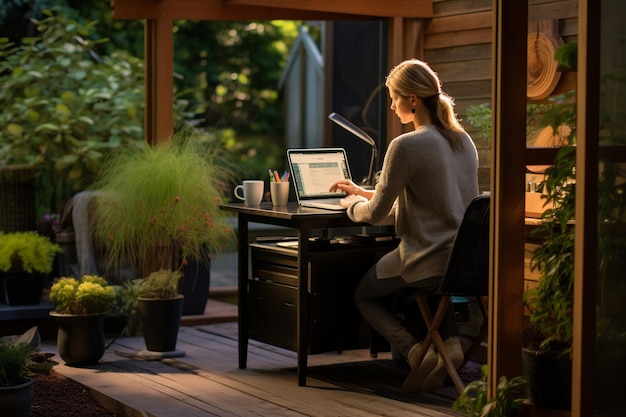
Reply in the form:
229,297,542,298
287,148,352,211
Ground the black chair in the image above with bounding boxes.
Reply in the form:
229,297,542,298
400,194,490,394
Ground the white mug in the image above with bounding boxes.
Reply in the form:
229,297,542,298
234,180,264,206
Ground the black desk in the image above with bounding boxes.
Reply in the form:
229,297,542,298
220,202,391,386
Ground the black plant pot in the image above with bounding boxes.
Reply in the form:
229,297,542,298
137,295,184,352
522,347,572,410
181,255,211,316
1,271,44,305
50,312,106,366
0,377,34,417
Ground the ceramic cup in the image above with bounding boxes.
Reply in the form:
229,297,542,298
234,180,264,206
270,181,290,206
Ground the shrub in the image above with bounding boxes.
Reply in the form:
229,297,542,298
49,275,116,315
0,231,61,273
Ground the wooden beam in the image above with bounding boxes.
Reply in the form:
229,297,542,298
144,19,174,145
226,0,433,18
572,0,599,415
112,0,432,20
385,18,425,145
489,0,527,395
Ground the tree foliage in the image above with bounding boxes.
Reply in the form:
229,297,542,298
0,1,308,212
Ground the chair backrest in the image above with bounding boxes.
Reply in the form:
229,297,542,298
438,194,490,296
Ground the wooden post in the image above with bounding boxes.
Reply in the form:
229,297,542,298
144,18,174,145
489,0,527,394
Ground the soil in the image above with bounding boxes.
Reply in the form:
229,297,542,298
30,373,118,417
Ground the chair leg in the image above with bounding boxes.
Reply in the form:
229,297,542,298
462,295,488,367
401,294,465,394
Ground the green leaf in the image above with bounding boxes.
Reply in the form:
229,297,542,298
35,123,61,132
78,116,94,125
6,123,23,136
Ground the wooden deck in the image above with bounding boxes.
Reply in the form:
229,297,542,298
40,299,478,417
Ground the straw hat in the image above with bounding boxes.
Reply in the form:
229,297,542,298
527,32,563,100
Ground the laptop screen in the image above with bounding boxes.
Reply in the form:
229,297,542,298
287,148,352,200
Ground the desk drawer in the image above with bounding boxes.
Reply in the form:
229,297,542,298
251,244,298,286
252,264,297,286
248,279,297,351
251,244,298,267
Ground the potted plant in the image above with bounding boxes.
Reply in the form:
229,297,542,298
0,326,57,417
91,129,235,314
522,145,576,410
49,275,116,366
452,365,527,417
0,231,62,305
125,269,185,355
0,341,34,417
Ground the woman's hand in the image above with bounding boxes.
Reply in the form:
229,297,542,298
329,179,375,201
329,179,362,196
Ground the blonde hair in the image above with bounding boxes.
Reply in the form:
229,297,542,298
385,59,465,150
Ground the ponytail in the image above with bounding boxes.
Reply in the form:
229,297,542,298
387,59,467,151
425,93,465,151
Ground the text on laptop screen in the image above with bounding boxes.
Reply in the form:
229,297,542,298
289,150,350,197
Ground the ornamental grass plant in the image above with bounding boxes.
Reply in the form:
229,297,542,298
91,129,235,278
136,269,182,299
0,342,32,387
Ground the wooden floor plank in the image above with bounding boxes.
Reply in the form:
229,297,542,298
42,322,470,417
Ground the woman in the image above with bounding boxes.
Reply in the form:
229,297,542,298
329,59,479,392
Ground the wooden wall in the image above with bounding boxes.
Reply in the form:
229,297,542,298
420,0,578,191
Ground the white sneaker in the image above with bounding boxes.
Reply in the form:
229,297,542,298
420,337,464,392
402,343,438,392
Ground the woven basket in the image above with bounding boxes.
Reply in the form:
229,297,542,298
0,165,36,232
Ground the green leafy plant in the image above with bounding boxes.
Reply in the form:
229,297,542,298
523,147,576,353
136,269,182,299
49,274,116,315
92,129,235,278
0,342,32,387
0,10,147,215
0,231,61,273
464,103,492,144
538,91,577,142
463,97,567,146
111,269,183,338
452,365,527,417
0,326,57,387
554,42,578,71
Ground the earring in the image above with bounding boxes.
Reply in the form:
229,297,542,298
411,107,416,114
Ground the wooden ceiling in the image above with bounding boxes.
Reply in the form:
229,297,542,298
111,0,434,20
111,0,432,143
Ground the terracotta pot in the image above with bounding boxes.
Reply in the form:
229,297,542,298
50,312,106,366
0,377,33,417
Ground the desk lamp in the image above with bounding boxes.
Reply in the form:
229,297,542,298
328,112,378,189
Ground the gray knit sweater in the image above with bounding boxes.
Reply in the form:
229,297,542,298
347,125,479,283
